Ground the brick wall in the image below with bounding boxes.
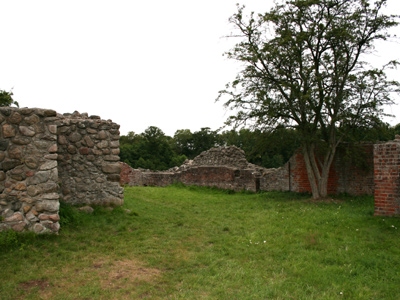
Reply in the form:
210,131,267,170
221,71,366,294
374,136,400,216
287,145,374,195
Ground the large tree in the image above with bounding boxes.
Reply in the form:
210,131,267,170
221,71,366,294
218,0,399,199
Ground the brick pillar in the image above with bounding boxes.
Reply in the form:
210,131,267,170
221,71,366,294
374,136,400,216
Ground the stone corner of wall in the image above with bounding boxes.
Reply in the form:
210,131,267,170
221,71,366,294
1,107,124,234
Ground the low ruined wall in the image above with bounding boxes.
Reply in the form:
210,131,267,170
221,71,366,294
260,166,290,192
120,146,282,193
121,144,375,197
1,108,123,233
374,136,400,216
176,166,258,192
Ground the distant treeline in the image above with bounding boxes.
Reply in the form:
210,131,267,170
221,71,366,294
120,123,400,171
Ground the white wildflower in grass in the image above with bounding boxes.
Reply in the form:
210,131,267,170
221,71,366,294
356,229,359,231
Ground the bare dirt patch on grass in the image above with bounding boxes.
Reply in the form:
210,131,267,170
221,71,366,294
97,259,161,290
18,279,53,300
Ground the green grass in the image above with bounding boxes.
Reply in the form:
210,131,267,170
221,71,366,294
1,185,400,299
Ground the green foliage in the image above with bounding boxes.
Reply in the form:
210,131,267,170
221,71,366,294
0,89,19,107
120,127,186,170
0,230,36,251
121,122,400,171
58,201,84,227
220,127,300,168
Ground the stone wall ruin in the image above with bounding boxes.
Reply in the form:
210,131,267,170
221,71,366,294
120,144,375,196
0,107,123,234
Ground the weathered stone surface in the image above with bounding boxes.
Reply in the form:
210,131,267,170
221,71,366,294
97,141,109,148
24,114,40,125
39,161,57,171
19,126,36,137
96,130,108,140
78,206,94,214
26,211,38,222
24,156,39,169
26,171,51,185
41,193,59,200
39,213,60,222
19,108,34,115
110,140,120,148
48,144,57,153
0,159,22,171
58,135,68,145
79,147,90,155
23,204,32,213
67,145,77,154
15,183,27,191
8,145,22,159
104,155,120,162
0,171,5,181
9,112,22,124
12,222,27,232
107,174,120,182
102,163,121,174
43,221,60,232
44,154,58,160
2,124,16,137
33,223,46,233
68,132,82,143
36,200,59,212
34,140,50,149
11,136,31,145
48,124,57,134
43,109,57,117
0,139,9,151
4,212,24,223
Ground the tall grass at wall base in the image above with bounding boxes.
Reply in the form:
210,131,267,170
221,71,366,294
1,186,400,299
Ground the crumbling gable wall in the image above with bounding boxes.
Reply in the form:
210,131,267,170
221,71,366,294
120,146,275,192
0,108,123,234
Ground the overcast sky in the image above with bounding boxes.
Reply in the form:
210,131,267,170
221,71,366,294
1,0,399,136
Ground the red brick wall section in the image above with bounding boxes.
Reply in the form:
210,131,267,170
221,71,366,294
374,137,400,216
288,145,374,195
120,162,143,186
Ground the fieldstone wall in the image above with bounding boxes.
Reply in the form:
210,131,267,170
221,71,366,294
0,107,123,234
56,111,123,206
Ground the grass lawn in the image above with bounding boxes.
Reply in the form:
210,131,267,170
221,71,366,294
1,185,400,299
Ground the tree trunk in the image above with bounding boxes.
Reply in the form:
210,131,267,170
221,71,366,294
302,143,338,199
